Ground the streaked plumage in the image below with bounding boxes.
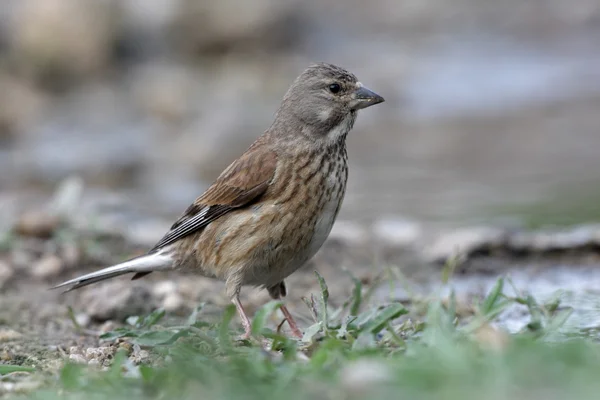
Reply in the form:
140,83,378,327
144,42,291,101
52,63,384,338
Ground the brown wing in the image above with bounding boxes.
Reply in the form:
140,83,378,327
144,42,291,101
150,141,278,252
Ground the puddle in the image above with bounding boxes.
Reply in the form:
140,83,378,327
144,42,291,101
382,263,600,338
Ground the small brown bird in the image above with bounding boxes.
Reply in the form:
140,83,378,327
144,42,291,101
52,63,384,338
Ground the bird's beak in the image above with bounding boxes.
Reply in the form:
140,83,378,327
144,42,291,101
351,84,385,110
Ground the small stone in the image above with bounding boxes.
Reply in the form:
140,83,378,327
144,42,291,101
1,382,15,393
69,346,82,355
87,359,100,367
137,349,150,361
85,347,115,362
31,254,63,279
474,324,510,352
81,282,154,322
68,354,87,364
84,348,100,360
162,293,184,312
75,313,90,328
13,211,60,238
130,349,151,365
152,281,177,297
0,329,22,342
99,321,116,334
340,360,391,392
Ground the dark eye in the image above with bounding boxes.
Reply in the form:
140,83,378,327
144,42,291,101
329,83,341,94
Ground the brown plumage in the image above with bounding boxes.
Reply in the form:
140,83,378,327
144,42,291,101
52,63,384,338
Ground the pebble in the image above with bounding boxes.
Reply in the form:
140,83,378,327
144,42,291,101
75,313,90,328
99,321,116,334
13,211,60,238
162,293,184,312
130,349,151,365
0,383,15,393
80,282,154,322
69,347,82,355
340,360,392,392
68,354,87,364
474,323,510,352
85,347,114,361
152,281,177,297
0,329,23,342
87,359,101,367
30,254,63,279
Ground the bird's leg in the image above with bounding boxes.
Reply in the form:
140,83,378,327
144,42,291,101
232,295,252,339
279,304,303,339
268,281,303,339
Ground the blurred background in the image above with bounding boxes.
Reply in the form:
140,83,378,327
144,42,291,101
1,0,600,229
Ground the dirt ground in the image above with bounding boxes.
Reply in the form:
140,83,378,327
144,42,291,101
0,217,407,372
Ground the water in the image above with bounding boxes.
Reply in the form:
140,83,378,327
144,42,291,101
380,263,600,338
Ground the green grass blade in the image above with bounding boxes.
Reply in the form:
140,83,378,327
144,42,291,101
360,304,408,335
314,271,329,334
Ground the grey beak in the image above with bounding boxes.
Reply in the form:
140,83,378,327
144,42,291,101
352,86,385,110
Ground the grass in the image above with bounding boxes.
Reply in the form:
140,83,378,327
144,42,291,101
4,270,600,400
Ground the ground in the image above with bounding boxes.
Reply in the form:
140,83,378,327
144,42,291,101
2,199,600,399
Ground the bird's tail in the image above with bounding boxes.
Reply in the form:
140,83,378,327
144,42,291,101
50,251,172,292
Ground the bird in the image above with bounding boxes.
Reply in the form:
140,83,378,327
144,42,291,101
52,62,384,339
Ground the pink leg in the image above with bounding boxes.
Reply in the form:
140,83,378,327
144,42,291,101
280,304,303,339
232,296,252,339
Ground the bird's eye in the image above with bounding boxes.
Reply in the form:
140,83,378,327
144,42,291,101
329,83,341,94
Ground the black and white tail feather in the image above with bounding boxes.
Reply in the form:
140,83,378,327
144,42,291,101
50,250,173,292
51,201,225,293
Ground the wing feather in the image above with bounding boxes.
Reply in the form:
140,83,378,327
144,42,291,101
150,140,277,252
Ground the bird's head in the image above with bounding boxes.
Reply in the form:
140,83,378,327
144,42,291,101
274,63,384,142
